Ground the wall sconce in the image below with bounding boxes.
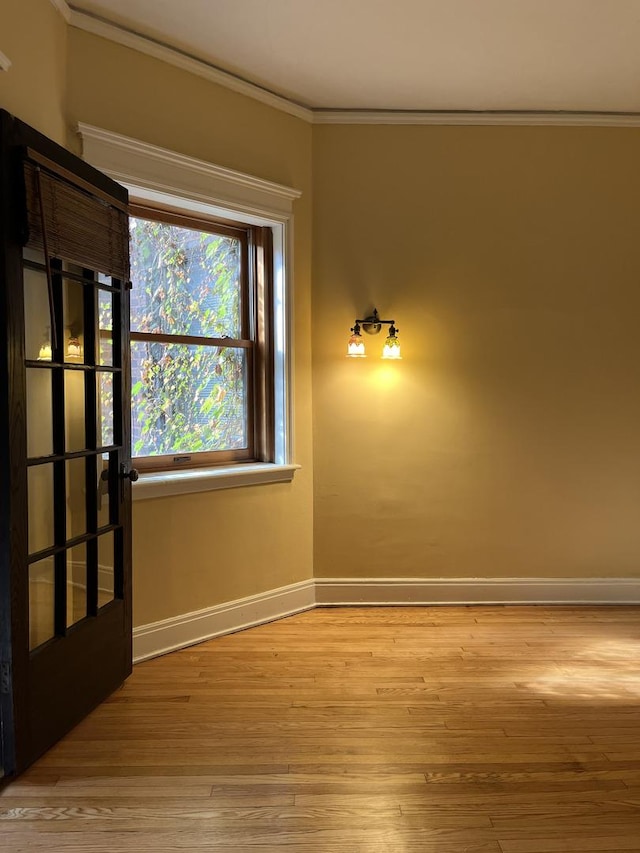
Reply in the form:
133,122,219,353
347,309,401,359
36,326,85,362
66,329,83,362
37,327,52,361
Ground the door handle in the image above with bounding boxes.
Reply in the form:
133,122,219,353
119,464,139,501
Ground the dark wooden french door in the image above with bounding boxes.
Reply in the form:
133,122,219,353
0,111,133,777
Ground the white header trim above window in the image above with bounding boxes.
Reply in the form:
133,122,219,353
78,124,301,219
78,123,300,496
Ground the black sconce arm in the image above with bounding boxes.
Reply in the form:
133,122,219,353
353,308,396,335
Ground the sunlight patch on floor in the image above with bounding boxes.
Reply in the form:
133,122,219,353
524,638,640,700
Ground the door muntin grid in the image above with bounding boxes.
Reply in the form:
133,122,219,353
24,255,125,652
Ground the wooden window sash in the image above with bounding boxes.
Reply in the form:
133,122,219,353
133,339,255,473
130,202,248,241
251,226,275,462
129,203,250,341
130,331,253,349
128,206,274,472
134,448,255,473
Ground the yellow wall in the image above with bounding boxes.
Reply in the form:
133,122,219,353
0,0,67,144
5,4,640,630
313,125,640,580
64,29,314,625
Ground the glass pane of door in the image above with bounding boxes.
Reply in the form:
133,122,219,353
97,531,115,608
27,464,55,555
97,372,114,447
26,369,53,458
66,457,87,540
97,453,112,529
63,279,85,365
98,289,113,366
65,371,86,452
24,266,52,362
29,558,56,650
66,543,87,627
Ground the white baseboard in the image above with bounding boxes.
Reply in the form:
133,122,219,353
132,576,640,663
314,577,640,606
133,579,316,663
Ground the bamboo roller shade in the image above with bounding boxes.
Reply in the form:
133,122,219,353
23,160,130,281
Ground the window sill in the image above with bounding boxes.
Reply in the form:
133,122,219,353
132,462,300,501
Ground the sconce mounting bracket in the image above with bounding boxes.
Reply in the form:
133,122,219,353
357,308,395,336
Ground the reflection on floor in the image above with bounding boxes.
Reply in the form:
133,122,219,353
3,605,640,851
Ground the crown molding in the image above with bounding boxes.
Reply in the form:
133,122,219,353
49,0,71,23
313,110,640,127
67,9,640,128
68,8,314,123
0,50,11,72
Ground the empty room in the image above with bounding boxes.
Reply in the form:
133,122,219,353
1,0,640,850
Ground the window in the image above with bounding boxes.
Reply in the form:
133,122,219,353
79,122,301,496
129,205,273,471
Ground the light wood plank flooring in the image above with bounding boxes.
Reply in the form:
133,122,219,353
2,605,640,851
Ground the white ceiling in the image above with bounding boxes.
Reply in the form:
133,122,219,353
69,0,640,113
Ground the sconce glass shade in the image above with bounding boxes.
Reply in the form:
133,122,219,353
66,335,83,362
37,338,52,361
382,331,401,360
347,331,366,358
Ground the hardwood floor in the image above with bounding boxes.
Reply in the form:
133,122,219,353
2,605,640,851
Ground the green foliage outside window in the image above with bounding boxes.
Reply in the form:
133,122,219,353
129,217,247,458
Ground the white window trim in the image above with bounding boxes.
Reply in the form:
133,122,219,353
78,123,302,499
